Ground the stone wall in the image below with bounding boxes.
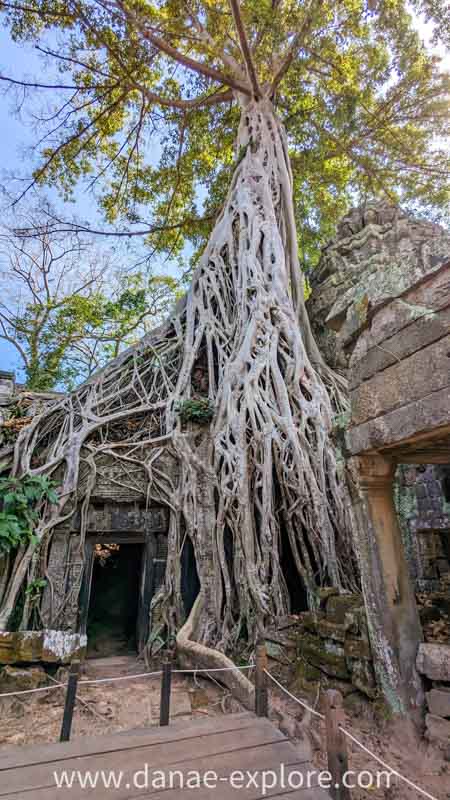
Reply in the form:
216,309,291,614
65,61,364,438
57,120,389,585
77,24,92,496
292,590,377,700
395,465,450,592
416,643,450,754
0,630,86,664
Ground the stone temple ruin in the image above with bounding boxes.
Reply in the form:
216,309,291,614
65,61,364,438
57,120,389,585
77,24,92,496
309,201,450,735
1,202,449,740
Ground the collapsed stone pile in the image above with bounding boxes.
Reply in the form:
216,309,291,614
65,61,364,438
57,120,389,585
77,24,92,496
417,643,450,755
293,590,376,700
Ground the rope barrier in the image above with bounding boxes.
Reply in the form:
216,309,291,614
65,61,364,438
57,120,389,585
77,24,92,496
78,670,162,686
172,664,255,674
0,656,440,800
264,669,324,719
0,663,256,697
264,668,438,800
0,683,65,698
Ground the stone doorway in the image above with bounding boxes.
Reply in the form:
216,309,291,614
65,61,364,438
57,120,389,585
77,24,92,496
79,532,157,658
86,542,142,658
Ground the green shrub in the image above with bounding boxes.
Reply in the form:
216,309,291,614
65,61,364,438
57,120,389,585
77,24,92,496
0,475,58,554
175,398,214,425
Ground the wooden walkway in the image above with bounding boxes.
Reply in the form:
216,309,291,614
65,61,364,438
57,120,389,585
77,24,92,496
0,712,331,799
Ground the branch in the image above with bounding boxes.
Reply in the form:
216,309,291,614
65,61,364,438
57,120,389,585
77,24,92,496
13,211,219,239
13,90,128,204
114,0,251,97
270,1,322,95
36,28,234,113
0,74,90,91
138,85,233,111
228,0,261,99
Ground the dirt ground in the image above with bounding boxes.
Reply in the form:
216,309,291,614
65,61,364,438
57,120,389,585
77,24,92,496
0,655,448,800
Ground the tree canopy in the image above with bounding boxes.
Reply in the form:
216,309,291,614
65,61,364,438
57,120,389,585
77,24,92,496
1,0,449,267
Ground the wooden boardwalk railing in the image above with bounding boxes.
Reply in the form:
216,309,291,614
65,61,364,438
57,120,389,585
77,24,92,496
0,642,437,800
56,641,348,798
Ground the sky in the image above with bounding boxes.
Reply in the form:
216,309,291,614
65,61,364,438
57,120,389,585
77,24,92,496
0,9,449,380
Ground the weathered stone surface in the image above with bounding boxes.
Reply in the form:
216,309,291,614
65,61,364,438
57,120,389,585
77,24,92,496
294,657,322,694
349,658,377,699
41,534,83,631
344,638,372,660
0,372,15,406
0,630,87,665
426,688,450,718
307,201,450,370
425,713,450,746
350,304,450,390
317,620,346,643
317,587,340,610
296,611,321,635
417,644,450,681
326,594,362,624
0,631,42,664
351,334,450,427
265,641,286,662
0,664,48,692
350,263,450,370
343,605,370,641
299,633,350,679
347,386,450,455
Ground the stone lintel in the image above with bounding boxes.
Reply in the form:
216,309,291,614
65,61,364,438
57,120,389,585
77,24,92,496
346,388,450,455
350,334,450,427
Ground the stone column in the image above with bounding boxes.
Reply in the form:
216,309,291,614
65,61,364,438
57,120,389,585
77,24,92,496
353,453,424,720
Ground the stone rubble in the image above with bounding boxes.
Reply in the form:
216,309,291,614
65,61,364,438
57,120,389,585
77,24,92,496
417,643,450,747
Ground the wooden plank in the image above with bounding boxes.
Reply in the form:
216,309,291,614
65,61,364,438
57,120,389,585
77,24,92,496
268,791,331,799
0,713,255,770
139,762,331,800
0,744,320,800
0,720,295,795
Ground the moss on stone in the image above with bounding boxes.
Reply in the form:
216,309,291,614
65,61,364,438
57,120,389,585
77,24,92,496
298,632,350,679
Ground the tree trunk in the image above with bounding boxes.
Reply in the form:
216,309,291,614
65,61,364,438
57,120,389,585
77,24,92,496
0,98,358,649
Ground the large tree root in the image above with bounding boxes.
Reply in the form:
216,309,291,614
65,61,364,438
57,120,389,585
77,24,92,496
0,95,359,652
176,594,255,710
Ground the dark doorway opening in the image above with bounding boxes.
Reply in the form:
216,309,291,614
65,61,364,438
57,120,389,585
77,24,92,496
181,534,200,617
87,543,142,658
280,526,308,613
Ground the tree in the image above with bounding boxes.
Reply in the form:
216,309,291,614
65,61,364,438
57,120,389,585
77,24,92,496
60,271,181,383
0,2,448,677
0,210,104,390
0,207,179,389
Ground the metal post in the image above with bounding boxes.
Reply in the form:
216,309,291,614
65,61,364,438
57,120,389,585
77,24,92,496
255,639,268,717
159,654,172,726
324,689,351,800
60,660,80,743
